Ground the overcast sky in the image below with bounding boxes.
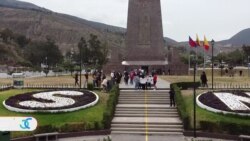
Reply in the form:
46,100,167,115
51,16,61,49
19,0,250,42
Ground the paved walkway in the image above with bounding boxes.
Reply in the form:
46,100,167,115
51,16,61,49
58,135,109,141
119,77,170,89
57,135,236,141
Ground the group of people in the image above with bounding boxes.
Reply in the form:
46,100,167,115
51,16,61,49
123,69,158,90
73,68,176,107
74,72,89,88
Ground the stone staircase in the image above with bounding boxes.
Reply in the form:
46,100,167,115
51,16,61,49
111,90,183,135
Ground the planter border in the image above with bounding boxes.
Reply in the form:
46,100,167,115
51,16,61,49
3,90,99,113
196,92,250,116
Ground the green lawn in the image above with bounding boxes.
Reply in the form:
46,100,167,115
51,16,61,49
182,90,250,129
0,89,108,138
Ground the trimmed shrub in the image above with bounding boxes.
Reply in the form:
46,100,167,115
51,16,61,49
34,125,57,134
172,84,190,130
87,83,94,90
174,82,200,90
60,123,85,132
199,120,250,135
102,85,119,129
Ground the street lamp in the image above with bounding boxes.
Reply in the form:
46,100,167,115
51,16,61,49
219,50,223,77
192,55,197,138
211,39,215,90
79,46,82,89
248,56,250,77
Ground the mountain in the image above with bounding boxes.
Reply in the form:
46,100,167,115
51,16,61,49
0,0,178,55
219,28,250,47
0,0,48,11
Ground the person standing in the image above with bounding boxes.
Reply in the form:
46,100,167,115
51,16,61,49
84,71,89,88
134,74,140,90
74,72,79,86
129,71,135,85
169,88,175,107
101,75,108,92
146,75,153,89
200,71,208,87
111,71,115,85
140,75,147,90
124,70,129,85
153,73,157,90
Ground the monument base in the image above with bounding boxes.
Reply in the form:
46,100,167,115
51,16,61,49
121,60,168,75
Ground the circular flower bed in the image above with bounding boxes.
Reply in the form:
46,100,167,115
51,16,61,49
3,90,99,113
197,90,250,116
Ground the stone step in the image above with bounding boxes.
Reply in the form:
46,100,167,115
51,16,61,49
111,131,183,135
116,104,175,109
115,111,178,114
120,90,169,92
115,110,177,114
119,94,168,96
118,101,170,104
114,113,179,117
119,96,169,99
115,108,175,111
111,127,183,133
111,124,183,129
118,100,170,103
119,94,169,96
120,91,169,96
112,117,182,125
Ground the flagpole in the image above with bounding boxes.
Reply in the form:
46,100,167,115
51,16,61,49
203,47,205,71
188,46,191,75
189,36,197,138
211,39,215,90
193,46,197,138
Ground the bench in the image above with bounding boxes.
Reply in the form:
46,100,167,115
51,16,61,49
239,135,250,141
34,132,58,141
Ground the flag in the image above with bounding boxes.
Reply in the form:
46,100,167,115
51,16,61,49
196,34,201,46
203,36,210,51
189,36,197,47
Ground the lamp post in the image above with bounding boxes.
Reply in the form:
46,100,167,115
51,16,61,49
211,39,215,90
248,56,250,77
192,55,197,138
79,46,82,89
219,50,223,77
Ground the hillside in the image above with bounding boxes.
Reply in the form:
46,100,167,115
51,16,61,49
0,7,121,54
0,0,48,11
219,28,250,46
0,0,178,55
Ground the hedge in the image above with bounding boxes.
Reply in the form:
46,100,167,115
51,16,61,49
102,85,119,129
174,82,200,90
200,120,250,135
171,82,250,135
171,84,190,130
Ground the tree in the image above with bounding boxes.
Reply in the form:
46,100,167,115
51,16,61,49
78,37,89,65
77,34,109,69
24,38,63,67
0,28,14,43
14,34,30,48
242,45,250,62
63,60,75,75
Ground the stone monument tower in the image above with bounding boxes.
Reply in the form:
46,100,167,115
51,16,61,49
122,0,167,71
104,0,188,74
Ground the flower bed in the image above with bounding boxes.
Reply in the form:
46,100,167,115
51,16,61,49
197,90,250,116
3,90,99,113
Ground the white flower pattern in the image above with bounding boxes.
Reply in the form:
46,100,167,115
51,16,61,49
3,91,99,113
